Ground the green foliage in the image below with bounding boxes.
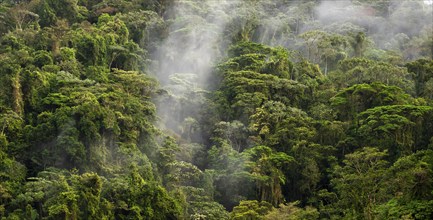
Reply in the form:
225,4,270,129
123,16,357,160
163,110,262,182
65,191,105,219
178,186,230,220
224,41,293,78
0,0,432,219
116,10,165,49
329,58,414,94
217,70,306,123
299,31,348,74
33,50,53,67
406,59,433,98
102,165,182,219
242,146,293,206
69,24,109,66
331,147,389,219
33,0,87,27
207,141,254,209
376,199,433,220
373,150,433,219
230,200,273,220
357,105,433,158
264,202,319,220
331,82,412,120
5,167,182,219
0,147,26,217
385,150,433,202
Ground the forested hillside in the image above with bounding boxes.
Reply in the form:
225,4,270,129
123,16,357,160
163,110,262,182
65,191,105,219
0,0,432,219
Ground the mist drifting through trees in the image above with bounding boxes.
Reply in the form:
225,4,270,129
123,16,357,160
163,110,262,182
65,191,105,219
0,0,433,219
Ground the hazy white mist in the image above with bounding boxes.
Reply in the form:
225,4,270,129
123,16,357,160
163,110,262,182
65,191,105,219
153,0,240,139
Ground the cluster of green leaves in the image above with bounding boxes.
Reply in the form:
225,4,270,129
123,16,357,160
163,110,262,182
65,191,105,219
201,38,433,219
204,41,334,209
0,0,432,219
0,0,185,219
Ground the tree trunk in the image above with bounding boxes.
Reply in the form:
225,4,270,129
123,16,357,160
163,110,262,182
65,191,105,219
325,56,328,75
11,72,23,115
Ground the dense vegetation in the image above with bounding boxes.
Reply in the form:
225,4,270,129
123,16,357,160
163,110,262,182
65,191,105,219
0,0,432,219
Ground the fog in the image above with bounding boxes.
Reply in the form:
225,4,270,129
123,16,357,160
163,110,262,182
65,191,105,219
152,0,432,143
243,0,432,59
153,0,240,143
314,0,432,50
